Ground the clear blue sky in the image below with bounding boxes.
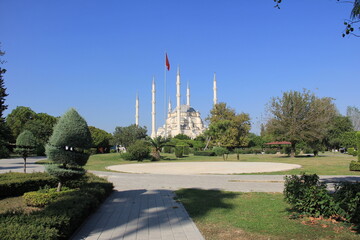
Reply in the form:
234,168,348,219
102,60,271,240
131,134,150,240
1,0,359,135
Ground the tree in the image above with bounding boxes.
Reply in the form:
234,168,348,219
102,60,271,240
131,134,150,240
89,126,112,153
248,133,266,148
6,106,36,140
112,124,147,148
14,130,36,173
266,89,337,157
0,46,11,158
205,102,251,147
146,136,169,160
339,131,358,148
45,109,92,191
325,115,354,149
275,0,360,37
347,106,360,131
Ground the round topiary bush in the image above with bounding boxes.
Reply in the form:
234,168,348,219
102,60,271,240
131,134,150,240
14,130,36,173
45,109,92,191
125,140,150,161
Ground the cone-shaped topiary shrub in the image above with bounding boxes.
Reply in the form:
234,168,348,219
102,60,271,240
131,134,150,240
14,130,36,173
45,108,92,191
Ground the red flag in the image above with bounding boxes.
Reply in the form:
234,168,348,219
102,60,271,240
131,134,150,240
165,53,170,71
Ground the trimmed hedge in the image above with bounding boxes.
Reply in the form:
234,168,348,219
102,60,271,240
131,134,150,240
23,187,76,207
193,150,215,156
350,161,360,171
0,172,57,198
0,173,113,240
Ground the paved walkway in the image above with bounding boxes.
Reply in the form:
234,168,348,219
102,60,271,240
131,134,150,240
0,156,45,173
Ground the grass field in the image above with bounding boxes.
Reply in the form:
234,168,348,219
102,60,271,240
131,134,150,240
83,152,360,175
175,189,360,240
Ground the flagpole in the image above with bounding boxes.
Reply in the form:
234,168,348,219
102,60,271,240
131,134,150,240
164,52,167,139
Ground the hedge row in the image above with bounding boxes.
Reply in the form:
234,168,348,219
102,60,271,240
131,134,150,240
193,150,215,156
0,173,113,240
350,161,360,171
0,172,58,198
284,173,360,223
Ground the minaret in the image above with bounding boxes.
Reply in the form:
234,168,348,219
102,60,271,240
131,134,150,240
186,83,190,106
168,98,172,116
176,66,181,134
213,72,218,105
151,77,156,138
135,93,139,126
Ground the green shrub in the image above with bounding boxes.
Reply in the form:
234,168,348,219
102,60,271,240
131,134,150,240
84,148,98,155
110,149,116,153
347,147,357,156
264,148,277,154
284,174,340,217
193,150,215,156
333,182,360,223
174,146,183,158
0,172,57,198
23,187,76,207
213,147,229,160
0,144,10,158
125,140,150,161
0,173,113,240
350,161,360,171
163,145,172,153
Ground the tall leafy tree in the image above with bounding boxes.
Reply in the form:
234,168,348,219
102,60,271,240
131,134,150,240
112,124,147,148
45,109,92,191
325,115,354,149
0,44,11,157
206,102,251,147
347,106,360,131
89,126,112,153
14,130,36,173
6,106,36,140
266,89,337,157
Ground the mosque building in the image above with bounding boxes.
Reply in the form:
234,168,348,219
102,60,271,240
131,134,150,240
135,67,218,139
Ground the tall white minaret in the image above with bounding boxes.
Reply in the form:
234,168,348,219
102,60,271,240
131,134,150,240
168,98,172,116
151,77,156,138
135,93,139,126
213,72,218,105
186,83,190,106
176,66,181,134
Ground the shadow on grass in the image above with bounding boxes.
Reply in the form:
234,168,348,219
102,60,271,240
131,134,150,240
175,188,238,219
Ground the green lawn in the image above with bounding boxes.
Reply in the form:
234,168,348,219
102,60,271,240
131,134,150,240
81,152,360,175
175,189,359,240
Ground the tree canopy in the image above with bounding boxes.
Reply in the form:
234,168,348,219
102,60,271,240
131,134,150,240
266,89,337,157
14,130,36,173
89,126,112,152
112,124,147,148
6,106,36,139
205,102,251,147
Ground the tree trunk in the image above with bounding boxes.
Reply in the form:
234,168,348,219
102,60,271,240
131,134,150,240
291,143,296,158
236,153,239,160
23,157,26,173
57,182,62,192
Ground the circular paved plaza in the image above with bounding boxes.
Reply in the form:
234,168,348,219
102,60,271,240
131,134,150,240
107,162,301,175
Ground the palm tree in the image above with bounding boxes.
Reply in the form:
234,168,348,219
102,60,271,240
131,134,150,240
146,136,168,161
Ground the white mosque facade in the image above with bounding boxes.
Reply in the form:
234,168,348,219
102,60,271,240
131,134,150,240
135,67,218,139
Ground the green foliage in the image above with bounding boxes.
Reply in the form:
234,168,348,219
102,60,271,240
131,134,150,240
247,133,265,148
112,124,147,148
264,148,277,154
284,174,340,218
0,173,113,240
348,148,357,156
213,146,229,160
206,102,251,147
325,115,353,149
174,134,191,140
266,89,337,157
340,131,358,148
123,140,150,161
333,182,360,223
0,145,9,158
14,130,36,172
23,187,75,207
193,150,215,156
45,109,92,190
174,146,183,158
0,172,57,197
6,106,36,139
163,145,173,153
349,161,360,171
147,136,169,160
88,126,112,151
